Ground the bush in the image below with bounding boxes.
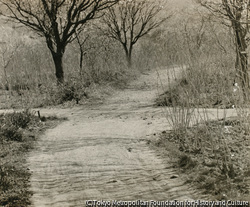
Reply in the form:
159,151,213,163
4,110,34,129
54,78,88,104
58,82,78,103
156,63,237,108
0,125,23,142
159,117,250,199
178,154,197,169
0,110,36,142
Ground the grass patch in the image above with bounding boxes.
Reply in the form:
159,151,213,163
0,110,64,207
154,116,250,200
0,29,150,109
155,65,246,109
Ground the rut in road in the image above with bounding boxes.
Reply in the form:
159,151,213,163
28,66,202,207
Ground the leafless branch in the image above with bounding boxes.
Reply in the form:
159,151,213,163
100,0,169,67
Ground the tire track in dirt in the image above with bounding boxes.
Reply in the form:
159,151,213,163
27,66,203,207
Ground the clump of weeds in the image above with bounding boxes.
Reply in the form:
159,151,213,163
0,109,64,206
156,115,250,200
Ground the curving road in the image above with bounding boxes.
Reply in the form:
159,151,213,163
28,66,208,207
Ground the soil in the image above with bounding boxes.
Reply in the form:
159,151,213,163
3,66,241,206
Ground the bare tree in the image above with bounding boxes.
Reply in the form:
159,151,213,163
100,0,168,68
75,31,89,77
198,0,250,100
0,0,119,84
0,41,21,91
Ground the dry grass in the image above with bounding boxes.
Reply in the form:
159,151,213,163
155,30,243,109
0,28,156,109
153,15,250,201
0,110,65,206
0,3,249,203
155,114,250,200
156,63,244,109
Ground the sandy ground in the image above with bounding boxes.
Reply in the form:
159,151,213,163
21,66,237,206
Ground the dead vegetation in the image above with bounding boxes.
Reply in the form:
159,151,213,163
0,110,64,206
152,4,250,201
154,113,250,200
0,0,249,204
0,29,155,109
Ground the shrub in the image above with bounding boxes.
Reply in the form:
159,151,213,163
178,154,197,169
159,117,250,199
156,63,236,108
4,110,34,129
55,78,88,104
0,125,23,142
0,110,36,142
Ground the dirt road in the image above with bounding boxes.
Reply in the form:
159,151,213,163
27,66,218,206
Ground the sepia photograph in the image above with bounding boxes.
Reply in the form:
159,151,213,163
0,0,249,206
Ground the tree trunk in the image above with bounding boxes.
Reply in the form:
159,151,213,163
52,52,64,84
126,47,133,68
80,50,83,74
126,54,132,68
234,25,249,101
238,51,249,100
123,44,133,68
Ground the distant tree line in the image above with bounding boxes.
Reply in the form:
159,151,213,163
0,0,165,84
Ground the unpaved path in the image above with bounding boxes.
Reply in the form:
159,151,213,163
27,66,235,207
